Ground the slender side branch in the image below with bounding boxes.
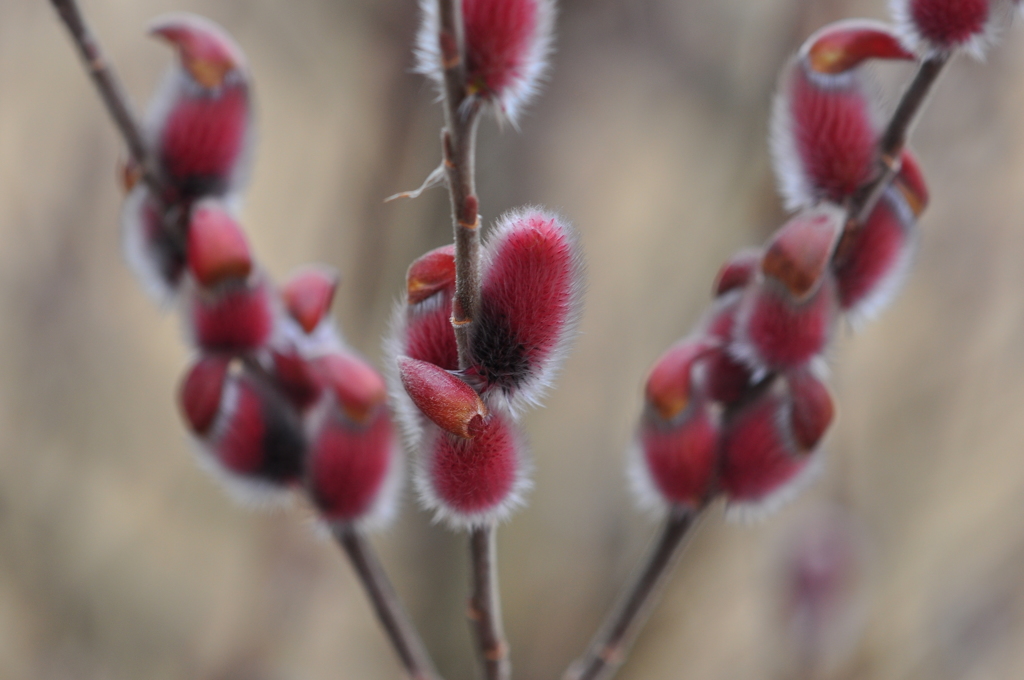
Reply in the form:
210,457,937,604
49,0,164,196
840,54,949,251
563,510,700,680
469,525,510,680
334,526,442,680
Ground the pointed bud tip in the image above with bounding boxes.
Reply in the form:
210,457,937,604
179,355,231,434
149,13,245,88
398,356,488,438
804,19,915,74
645,339,717,421
315,352,387,424
187,201,252,288
763,206,844,299
282,265,340,334
407,245,456,305
714,248,762,297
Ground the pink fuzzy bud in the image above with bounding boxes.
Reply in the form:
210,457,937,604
771,21,914,211
268,347,324,411
700,296,756,404
720,367,834,515
890,0,1004,58
120,185,185,304
416,410,530,529
313,351,388,426
398,356,488,438
185,273,275,353
178,357,306,495
732,207,843,374
631,339,720,512
281,265,340,335
306,397,399,529
713,248,762,298
406,244,456,305
186,200,252,287
833,151,927,323
147,13,253,200
644,339,717,421
471,208,584,414
415,0,554,124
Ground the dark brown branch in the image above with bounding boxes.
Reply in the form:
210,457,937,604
563,510,699,680
49,0,165,197
837,54,950,259
469,524,510,680
335,526,443,680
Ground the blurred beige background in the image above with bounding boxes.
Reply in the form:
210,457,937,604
3,0,1024,678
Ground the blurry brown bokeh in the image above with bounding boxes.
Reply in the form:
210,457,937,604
3,0,1024,678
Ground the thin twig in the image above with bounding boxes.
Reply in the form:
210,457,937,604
837,53,949,259
438,0,483,370
434,3,508,679
563,509,699,680
48,0,165,197
335,526,443,680
469,524,510,680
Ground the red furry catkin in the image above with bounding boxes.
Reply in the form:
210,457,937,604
890,0,1009,58
470,209,585,414
415,0,554,123
771,20,914,211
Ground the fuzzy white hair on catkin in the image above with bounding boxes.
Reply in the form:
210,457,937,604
725,447,826,523
120,185,179,307
626,434,672,519
478,206,586,419
842,188,920,330
301,396,407,533
769,58,884,212
382,298,432,454
412,422,534,531
143,47,256,199
413,0,557,127
888,0,1009,61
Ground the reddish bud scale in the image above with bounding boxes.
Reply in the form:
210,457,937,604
180,354,231,434
187,277,275,352
406,245,456,305
307,405,396,525
714,249,761,297
186,200,252,287
282,265,339,334
399,357,488,438
147,14,252,200
269,347,323,411
644,339,716,421
636,405,719,511
419,411,528,528
471,210,583,412
314,351,388,425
